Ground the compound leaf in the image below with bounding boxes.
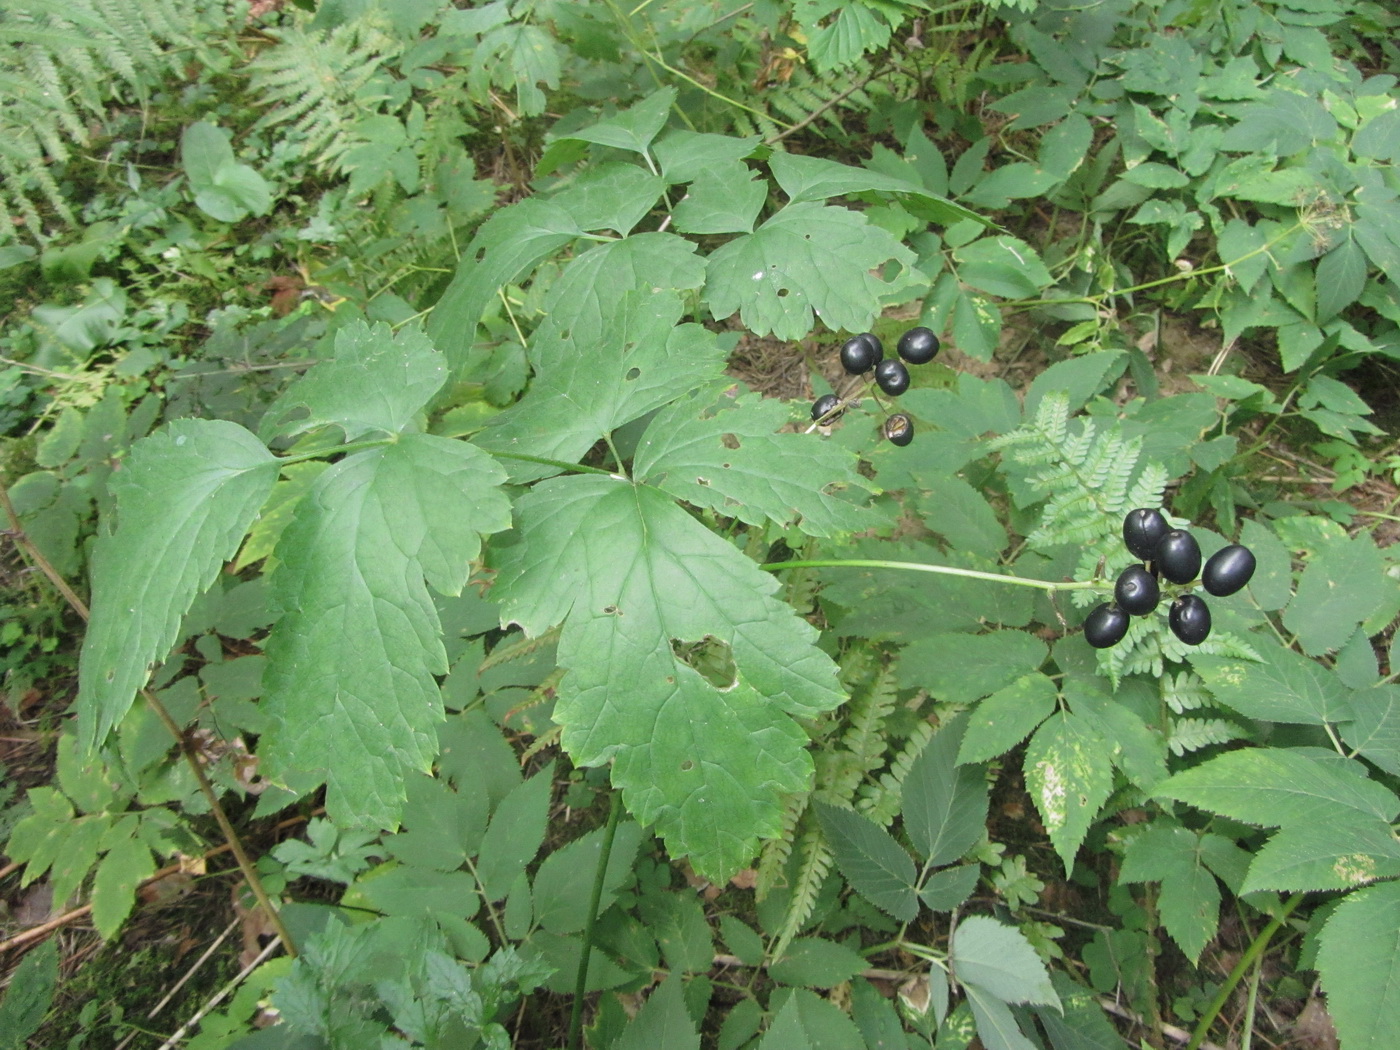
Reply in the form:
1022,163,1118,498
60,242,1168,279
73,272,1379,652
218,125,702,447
493,477,845,879
77,419,278,751
634,389,879,537
1118,825,1220,963
767,151,983,225
1316,880,1400,1050
704,201,916,340
260,434,511,829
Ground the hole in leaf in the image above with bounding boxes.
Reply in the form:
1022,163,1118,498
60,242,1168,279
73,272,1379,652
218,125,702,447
625,367,641,381
721,433,740,450
670,635,738,690
680,760,694,771
560,329,571,341
696,476,710,486
602,605,620,615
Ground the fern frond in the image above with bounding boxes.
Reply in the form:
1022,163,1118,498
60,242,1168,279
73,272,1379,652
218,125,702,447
856,720,934,826
1168,717,1246,755
478,627,561,672
756,791,810,900
830,662,900,799
771,819,833,959
1162,671,1210,713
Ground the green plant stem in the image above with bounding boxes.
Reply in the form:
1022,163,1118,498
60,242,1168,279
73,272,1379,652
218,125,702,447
1186,894,1304,1050
569,790,623,1050
761,557,1106,593
276,437,393,465
486,450,622,477
2,482,297,958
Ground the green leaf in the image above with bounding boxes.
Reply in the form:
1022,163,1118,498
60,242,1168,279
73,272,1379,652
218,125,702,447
1217,219,1272,294
1154,748,1400,827
914,476,1006,556
91,832,155,939
672,163,768,235
494,477,844,880
963,984,1039,1050
260,434,511,829
902,715,989,867
477,287,721,482
813,801,918,922
951,916,1059,1007
918,863,980,913
476,766,553,902
181,120,235,190
645,891,713,973
261,321,447,443
954,237,1053,299
950,287,1002,361
634,389,879,537
0,939,58,1050
388,772,488,871
1240,814,1400,894
1219,90,1338,156
959,674,1058,765
803,2,889,73
1316,880,1400,1050
77,420,279,751
1118,825,1220,963
899,631,1048,707
561,88,676,158
759,988,865,1050
614,972,699,1050
1035,973,1127,1050
1024,712,1114,873
1192,645,1353,725
703,201,916,340
427,198,583,369
769,937,868,989
1341,685,1400,777
655,130,762,184
1038,113,1094,180
532,821,644,935
1024,351,1128,417
1283,531,1389,655
1315,236,1368,322
767,151,983,225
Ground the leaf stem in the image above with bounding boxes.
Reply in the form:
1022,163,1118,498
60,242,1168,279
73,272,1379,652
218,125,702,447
760,557,1105,593
276,437,394,465
1185,893,1304,1050
489,450,620,477
569,790,623,1050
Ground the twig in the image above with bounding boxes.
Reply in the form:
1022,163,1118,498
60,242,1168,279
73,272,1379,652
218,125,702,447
1098,998,1226,1050
765,69,878,145
154,936,284,1050
1,482,91,618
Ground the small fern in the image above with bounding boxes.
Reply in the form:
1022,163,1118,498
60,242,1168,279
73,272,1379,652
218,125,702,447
1161,670,1211,714
1168,717,1247,756
856,720,934,827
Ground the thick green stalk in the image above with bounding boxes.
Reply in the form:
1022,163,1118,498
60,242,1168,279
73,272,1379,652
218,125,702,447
568,791,624,1050
762,557,1106,593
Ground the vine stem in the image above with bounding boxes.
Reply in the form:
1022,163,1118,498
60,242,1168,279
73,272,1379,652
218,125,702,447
569,790,623,1050
1185,894,1304,1050
761,557,1106,593
0,482,297,958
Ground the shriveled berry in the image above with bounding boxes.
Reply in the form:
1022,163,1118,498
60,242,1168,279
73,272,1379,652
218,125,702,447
1202,544,1256,597
1084,603,1130,649
897,326,940,364
811,394,842,422
1169,594,1212,645
1114,564,1160,616
1122,508,1170,561
840,333,883,374
883,412,914,446
1155,529,1202,584
874,358,911,396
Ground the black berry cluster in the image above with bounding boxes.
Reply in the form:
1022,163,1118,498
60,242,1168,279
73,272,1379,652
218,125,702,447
1084,508,1257,650
810,327,942,445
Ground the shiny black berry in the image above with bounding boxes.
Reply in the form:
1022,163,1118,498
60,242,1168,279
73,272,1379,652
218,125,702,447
897,326,940,364
1084,603,1130,649
883,412,914,446
1114,564,1160,616
1202,544,1256,597
1169,594,1212,645
874,359,910,396
840,333,883,374
811,394,842,422
1122,508,1170,561
1155,529,1202,585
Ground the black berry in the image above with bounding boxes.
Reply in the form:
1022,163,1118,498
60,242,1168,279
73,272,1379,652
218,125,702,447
1122,508,1170,561
874,359,910,396
811,394,842,422
1169,594,1212,645
1084,603,1130,649
1202,544,1256,597
897,327,940,364
840,333,883,375
883,412,914,446
1114,564,1160,616
1155,530,1202,584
